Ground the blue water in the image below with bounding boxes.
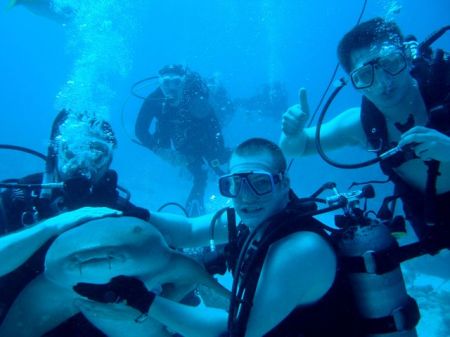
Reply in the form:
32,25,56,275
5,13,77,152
1,0,449,335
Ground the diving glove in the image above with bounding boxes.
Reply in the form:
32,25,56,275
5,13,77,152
73,275,156,314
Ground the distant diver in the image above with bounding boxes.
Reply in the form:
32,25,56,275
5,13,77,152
135,64,231,217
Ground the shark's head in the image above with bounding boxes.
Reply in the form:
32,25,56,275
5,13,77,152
45,216,170,288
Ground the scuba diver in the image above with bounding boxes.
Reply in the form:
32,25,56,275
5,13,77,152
0,109,149,336
281,18,450,249
135,64,231,217
72,138,420,337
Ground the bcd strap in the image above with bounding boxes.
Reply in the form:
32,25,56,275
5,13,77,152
341,233,450,275
340,246,400,275
362,296,420,334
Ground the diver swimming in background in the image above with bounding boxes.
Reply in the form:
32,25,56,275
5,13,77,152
135,64,231,217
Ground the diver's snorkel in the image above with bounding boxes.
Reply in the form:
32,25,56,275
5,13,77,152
314,25,450,170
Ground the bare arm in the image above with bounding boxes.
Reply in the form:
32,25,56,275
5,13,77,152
0,221,54,277
245,231,337,337
72,284,228,337
0,207,121,277
149,296,228,337
302,107,366,155
149,210,231,248
0,274,79,337
280,88,365,157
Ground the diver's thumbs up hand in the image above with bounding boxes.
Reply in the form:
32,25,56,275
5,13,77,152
299,87,310,115
281,88,310,136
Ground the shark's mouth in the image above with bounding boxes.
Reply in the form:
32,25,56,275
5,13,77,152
61,246,128,274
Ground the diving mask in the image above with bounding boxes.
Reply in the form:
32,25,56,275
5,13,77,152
57,139,113,182
219,170,283,198
159,74,185,100
350,50,407,89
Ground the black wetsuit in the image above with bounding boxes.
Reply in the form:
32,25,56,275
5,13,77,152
0,170,150,336
225,201,361,337
360,50,450,244
135,77,229,216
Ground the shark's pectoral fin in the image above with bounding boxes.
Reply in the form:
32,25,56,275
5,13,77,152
0,274,79,337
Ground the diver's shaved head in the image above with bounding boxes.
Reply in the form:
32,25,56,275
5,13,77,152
232,138,287,173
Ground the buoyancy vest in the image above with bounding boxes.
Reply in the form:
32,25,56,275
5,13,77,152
226,199,361,337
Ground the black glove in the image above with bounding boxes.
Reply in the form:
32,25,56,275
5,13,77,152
73,275,156,314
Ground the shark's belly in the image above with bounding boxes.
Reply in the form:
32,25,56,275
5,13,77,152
44,216,171,288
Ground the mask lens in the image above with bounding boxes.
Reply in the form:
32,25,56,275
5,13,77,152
351,64,374,89
161,75,183,90
379,52,406,75
247,173,273,195
219,172,279,198
219,175,242,197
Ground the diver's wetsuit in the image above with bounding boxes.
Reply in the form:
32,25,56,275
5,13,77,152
225,199,361,337
0,170,149,336
135,78,229,216
360,51,450,245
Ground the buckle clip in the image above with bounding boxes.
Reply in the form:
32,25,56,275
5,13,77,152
362,250,377,274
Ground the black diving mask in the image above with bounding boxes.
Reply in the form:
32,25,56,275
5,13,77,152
350,50,407,89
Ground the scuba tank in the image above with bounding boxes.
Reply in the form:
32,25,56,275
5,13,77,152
328,185,420,336
337,221,419,336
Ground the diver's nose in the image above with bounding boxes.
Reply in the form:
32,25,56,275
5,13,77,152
373,67,393,89
239,180,257,202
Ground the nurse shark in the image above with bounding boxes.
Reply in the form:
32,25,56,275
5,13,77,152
0,216,229,337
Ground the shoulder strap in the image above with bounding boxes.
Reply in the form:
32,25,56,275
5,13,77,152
360,96,388,153
228,209,331,337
